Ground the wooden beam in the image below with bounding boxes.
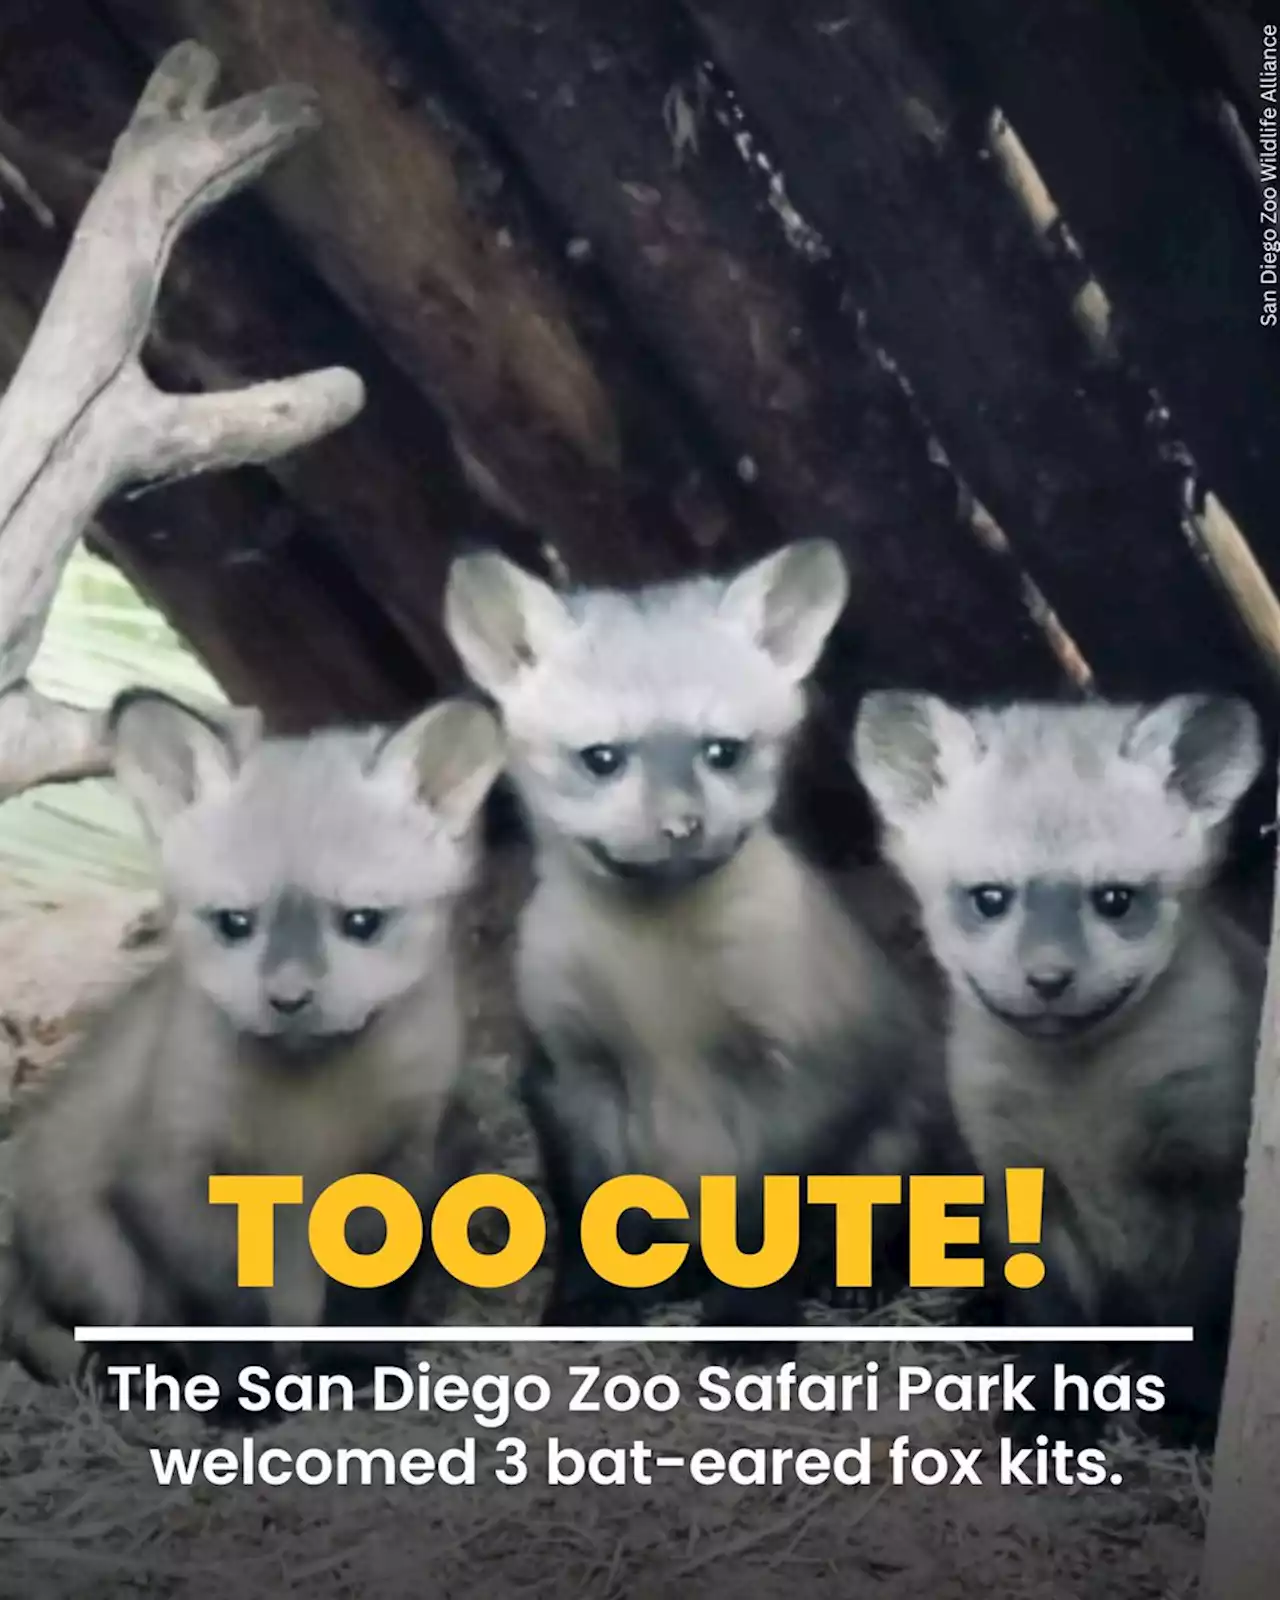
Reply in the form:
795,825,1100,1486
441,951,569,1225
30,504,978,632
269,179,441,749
918,0,1280,631
1203,807,1280,1600
100,0,758,585
685,0,1268,702
407,0,1068,701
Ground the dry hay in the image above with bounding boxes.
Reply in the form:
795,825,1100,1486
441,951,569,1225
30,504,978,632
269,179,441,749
0,1304,1208,1600
0,861,1209,1600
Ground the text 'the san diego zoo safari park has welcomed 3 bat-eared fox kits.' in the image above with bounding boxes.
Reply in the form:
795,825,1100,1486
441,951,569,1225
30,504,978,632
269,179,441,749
444,538,948,1335
853,690,1266,1443
2,688,505,1399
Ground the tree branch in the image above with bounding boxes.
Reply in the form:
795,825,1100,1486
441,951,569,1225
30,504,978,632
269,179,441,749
0,41,365,799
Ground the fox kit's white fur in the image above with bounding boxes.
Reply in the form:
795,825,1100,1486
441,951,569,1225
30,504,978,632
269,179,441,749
854,691,1265,1430
446,542,942,1326
3,691,504,1386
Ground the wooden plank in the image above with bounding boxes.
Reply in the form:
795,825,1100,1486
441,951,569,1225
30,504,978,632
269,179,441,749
1198,420,1280,1596
100,0,763,587
919,0,1280,625
685,0,1266,702
97,488,433,733
408,0,1067,702
1203,808,1280,1600
1186,0,1272,136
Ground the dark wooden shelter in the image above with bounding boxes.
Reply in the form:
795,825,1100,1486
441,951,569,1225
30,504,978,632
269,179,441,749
1,0,1277,857
2,8,1280,1593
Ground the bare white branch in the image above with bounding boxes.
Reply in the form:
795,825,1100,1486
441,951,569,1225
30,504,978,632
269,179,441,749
131,369,366,485
0,686,264,803
0,689,109,800
0,41,366,800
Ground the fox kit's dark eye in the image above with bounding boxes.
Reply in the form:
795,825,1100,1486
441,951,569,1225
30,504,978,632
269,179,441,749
339,908,388,943
578,744,628,780
1091,884,1136,921
969,884,1015,920
702,738,747,772
208,909,256,945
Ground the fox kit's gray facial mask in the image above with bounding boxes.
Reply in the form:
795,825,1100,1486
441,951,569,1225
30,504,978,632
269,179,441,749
948,875,1161,1038
570,729,755,886
854,692,1263,1044
109,692,504,1051
444,541,850,889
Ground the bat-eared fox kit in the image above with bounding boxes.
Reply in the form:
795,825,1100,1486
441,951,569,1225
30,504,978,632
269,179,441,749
854,691,1265,1440
4,538,1268,1444
445,540,945,1330
4,690,503,1392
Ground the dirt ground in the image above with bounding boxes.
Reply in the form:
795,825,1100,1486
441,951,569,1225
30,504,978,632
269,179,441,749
0,858,1209,1600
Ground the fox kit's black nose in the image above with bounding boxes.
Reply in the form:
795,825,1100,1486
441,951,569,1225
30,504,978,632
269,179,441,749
660,814,703,844
269,990,314,1016
1026,967,1074,1001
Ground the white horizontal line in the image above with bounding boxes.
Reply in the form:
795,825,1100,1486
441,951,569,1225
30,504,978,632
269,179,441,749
75,1325,1194,1345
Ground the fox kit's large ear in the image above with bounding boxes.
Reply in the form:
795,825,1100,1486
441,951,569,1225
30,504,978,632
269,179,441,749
372,698,505,835
1122,694,1263,826
444,552,573,697
718,539,849,682
852,691,984,826
109,689,244,838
